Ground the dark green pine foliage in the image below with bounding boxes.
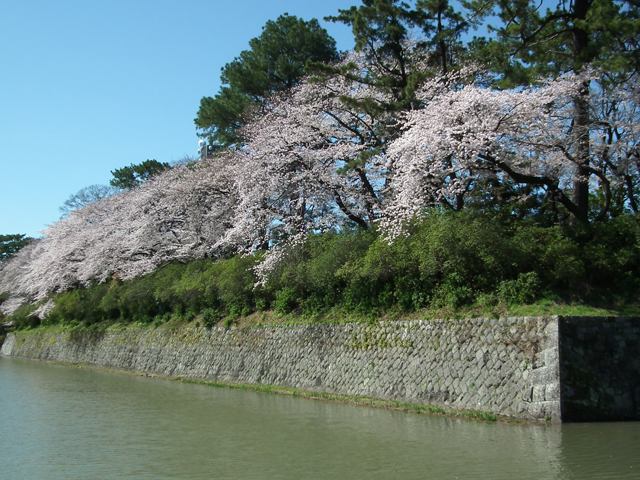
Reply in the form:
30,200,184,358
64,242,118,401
324,0,427,113
464,0,640,223
317,0,470,208
465,0,640,87
195,14,339,148
415,0,469,74
323,0,469,110
0,234,32,263
109,159,171,190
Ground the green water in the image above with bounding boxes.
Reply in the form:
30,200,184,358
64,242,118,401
0,357,638,480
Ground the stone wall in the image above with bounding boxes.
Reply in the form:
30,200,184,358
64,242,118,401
559,316,640,421
6,316,637,422
1,316,562,422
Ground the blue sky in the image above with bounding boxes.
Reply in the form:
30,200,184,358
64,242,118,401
0,0,357,238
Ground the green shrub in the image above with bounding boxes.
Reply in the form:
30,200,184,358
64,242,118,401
11,210,640,326
267,229,376,314
201,308,220,328
335,212,513,312
570,216,640,303
212,255,258,315
166,260,216,314
11,303,40,330
430,274,474,309
512,226,583,296
497,272,541,305
274,287,299,315
48,282,111,325
152,313,171,328
410,212,514,294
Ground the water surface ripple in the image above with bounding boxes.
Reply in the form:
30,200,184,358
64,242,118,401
0,357,638,479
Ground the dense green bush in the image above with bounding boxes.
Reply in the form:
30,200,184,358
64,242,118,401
338,212,517,312
8,211,639,328
266,229,376,314
48,282,113,325
269,212,640,312
10,303,40,330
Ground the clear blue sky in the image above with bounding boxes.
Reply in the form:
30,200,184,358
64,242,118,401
0,0,357,238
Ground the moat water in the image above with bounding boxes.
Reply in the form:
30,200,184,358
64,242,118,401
0,357,638,479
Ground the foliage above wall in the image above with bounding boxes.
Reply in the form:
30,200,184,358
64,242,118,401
2,0,639,323
4,212,638,329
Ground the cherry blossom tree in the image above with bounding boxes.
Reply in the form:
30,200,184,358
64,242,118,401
0,157,236,312
2,43,639,315
217,56,395,249
381,70,640,238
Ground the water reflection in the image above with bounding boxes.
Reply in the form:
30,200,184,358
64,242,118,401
0,357,638,480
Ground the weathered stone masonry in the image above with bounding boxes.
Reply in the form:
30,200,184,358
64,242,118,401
2,316,638,422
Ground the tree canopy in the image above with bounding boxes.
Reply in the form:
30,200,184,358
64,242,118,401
59,184,119,218
462,0,640,222
0,234,32,263
194,14,340,147
465,0,640,86
3,2,640,319
109,159,171,190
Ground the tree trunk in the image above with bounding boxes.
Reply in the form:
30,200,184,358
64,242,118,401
570,0,592,223
572,80,591,223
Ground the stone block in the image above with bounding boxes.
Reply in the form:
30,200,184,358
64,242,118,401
529,365,559,386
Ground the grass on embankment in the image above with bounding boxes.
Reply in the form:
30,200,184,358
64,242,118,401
8,297,635,336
